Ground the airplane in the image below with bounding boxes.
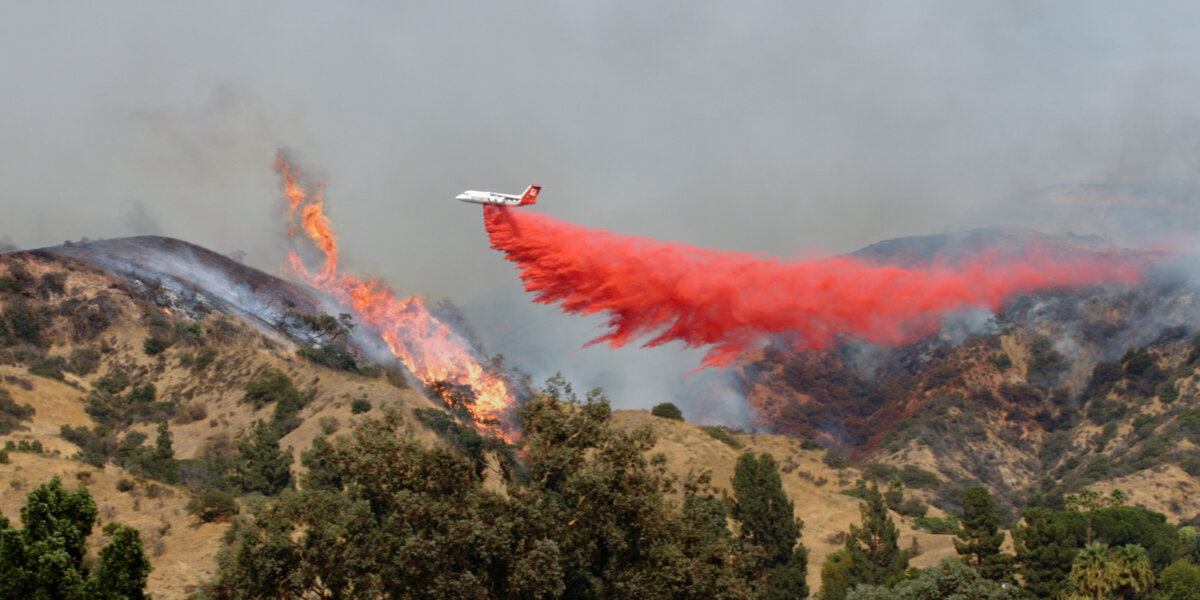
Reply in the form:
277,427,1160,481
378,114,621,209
456,185,541,207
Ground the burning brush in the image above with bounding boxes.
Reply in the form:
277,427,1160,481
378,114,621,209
272,153,524,442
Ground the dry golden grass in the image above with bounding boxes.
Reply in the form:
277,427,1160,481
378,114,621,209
0,253,445,598
0,452,226,599
611,410,962,590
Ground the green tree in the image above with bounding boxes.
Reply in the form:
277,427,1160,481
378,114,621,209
1069,542,1115,600
820,550,855,600
206,376,765,599
88,525,152,600
953,486,1014,582
1154,560,1200,600
1014,508,1078,600
731,452,808,600
229,419,293,496
1109,489,1127,507
822,483,908,600
1085,505,1179,570
1109,544,1153,600
185,490,239,523
650,402,684,421
130,421,178,484
0,477,150,600
846,558,1022,600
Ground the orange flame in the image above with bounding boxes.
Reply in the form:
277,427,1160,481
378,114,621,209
272,154,520,441
161,307,172,317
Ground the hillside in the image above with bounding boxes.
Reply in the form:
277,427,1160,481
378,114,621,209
2,237,955,598
609,410,966,588
0,240,446,597
5,232,1199,597
737,227,1200,522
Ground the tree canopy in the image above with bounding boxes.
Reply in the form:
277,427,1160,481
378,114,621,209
204,376,767,599
846,558,1021,600
731,452,808,599
953,486,1014,582
820,482,909,600
0,477,150,600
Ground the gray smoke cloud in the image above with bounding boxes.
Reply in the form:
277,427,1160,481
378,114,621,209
5,2,1200,417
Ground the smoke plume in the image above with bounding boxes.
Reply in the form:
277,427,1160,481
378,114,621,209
484,206,1146,370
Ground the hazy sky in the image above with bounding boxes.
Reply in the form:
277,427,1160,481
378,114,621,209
5,2,1200,412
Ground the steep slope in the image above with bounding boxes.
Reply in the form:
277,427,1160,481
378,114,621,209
737,228,1200,521
0,240,445,598
610,410,965,589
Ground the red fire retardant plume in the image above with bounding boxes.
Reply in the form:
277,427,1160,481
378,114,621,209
484,206,1143,370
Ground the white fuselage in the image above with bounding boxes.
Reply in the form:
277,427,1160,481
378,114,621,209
456,191,525,206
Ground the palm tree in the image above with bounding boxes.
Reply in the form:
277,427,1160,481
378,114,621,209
1108,488,1127,507
1069,542,1115,600
1109,544,1154,600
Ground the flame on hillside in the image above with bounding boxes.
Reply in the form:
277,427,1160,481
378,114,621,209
272,154,520,441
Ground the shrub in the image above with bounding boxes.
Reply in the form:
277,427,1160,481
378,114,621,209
1027,335,1065,383
28,355,67,380
1181,409,1200,442
0,450,7,464
1180,454,1200,476
898,465,940,489
186,489,239,523
1131,414,1157,441
5,300,43,346
297,342,361,373
350,398,372,414
93,376,130,395
38,272,67,297
1123,348,1155,377
914,516,960,534
1094,422,1118,451
988,353,1013,372
116,478,135,492
1126,436,1170,472
142,336,172,356
799,438,822,450
650,402,684,421
1086,398,1129,425
701,425,742,448
243,370,302,409
66,348,101,376
1159,381,1180,404
413,408,484,465
895,497,929,518
319,416,340,436
0,389,34,435
823,447,850,469
174,402,207,424
193,347,217,371
1085,361,1123,397
1082,456,1112,481
863,462,899,482
127,383,156,405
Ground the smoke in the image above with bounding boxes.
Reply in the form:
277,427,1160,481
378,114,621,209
274,155,525,440
484,205,1146,370
9,2,1200,425
122,201,163,236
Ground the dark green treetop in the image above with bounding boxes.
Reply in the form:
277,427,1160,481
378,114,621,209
0,477,150,600
953,486,1014,582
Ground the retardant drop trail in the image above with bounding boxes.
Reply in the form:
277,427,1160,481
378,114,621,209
484,205,1144,370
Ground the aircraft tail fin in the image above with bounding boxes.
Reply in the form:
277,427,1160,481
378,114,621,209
519,185,541,206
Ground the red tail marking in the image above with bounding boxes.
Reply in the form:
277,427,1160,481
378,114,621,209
519,185,541,206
